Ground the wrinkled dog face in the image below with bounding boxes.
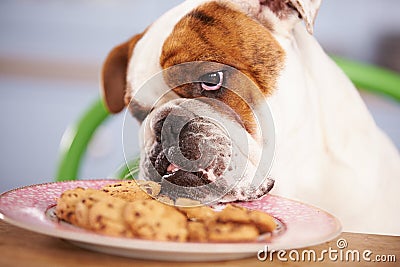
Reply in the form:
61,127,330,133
136,2,285,202
140,98,234,201
142,100,233,184
139,95,275,203
101,0,319,203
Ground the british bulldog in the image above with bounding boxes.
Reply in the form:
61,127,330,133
100,0,400,235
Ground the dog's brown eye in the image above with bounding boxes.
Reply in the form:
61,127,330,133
200,71,223,91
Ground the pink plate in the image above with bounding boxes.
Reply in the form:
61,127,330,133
0,180,341,261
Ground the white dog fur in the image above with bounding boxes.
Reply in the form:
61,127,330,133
123,0,400,235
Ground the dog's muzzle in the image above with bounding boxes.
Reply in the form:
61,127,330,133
138,98,274,203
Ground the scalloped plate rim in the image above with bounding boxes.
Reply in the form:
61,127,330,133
0,179,342,261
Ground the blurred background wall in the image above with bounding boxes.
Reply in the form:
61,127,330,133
0,0,399,193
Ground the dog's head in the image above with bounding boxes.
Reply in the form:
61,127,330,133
101,0,321,203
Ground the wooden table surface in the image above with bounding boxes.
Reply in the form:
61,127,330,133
0,220,398,267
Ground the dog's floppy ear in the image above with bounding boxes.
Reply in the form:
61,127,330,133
289,0,321,34
101,33,144,113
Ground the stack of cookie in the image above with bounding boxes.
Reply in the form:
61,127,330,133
55,180,276,242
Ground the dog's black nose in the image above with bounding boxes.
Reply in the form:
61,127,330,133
154,113,190,143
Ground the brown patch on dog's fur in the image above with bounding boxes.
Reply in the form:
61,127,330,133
160,2,285,135
101,32,145,114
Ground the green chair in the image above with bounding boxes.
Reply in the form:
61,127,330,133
55,57,400,182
